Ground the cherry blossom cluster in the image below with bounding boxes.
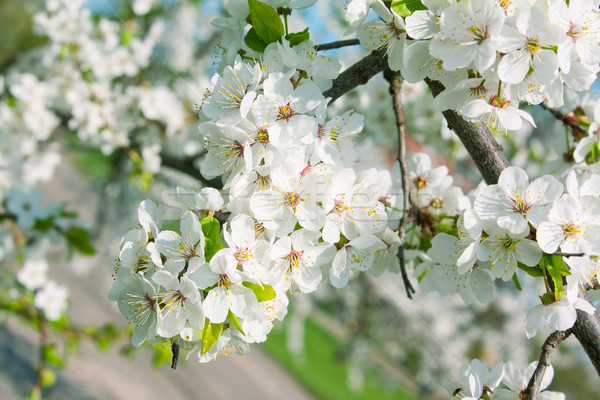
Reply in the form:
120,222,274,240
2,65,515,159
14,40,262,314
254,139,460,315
348,0,600,134
448,358,564,399
421,166,600,338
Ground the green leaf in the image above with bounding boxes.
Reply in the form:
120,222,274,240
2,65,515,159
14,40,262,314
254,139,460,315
43,344,65,368
204,237,223,262
41,369,56,388
200,216,220,243
544,255,571,296
248,0,284,44
244,27,268,52
153,342,172,368
201,318,224,355
228,310,246,336
285,28,309,47
243,282,276,302
512,273,522,291
391,0,427,16
516,262,543,277
64,226,96,255
33,216,54,232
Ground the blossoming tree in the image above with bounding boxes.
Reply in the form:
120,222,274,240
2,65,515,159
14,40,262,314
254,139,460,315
3,0,600,398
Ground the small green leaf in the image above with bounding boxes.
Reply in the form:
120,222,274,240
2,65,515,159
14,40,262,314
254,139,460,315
64,226,96,255
512,273,522,291
41,369,56,388
201,318,223,355
204,237,223,262
544,255,570,296
228,310,245,336
516,262,543,277
248,0,284,44
43,344,64,368
243,282,276,302
200,216,220,243
153,341,172,368
285,28,309,47
244,27,268,52
33,217,54,232
391,0,427,17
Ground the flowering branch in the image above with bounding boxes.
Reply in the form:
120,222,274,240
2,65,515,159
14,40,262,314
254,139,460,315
384,68,415,299
522,330,569,400
425,79,510,185
314,38,360,51
323,48,387,103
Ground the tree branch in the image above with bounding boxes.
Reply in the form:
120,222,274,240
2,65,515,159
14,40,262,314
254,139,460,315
384,68,415,299
570,290,600,376
323,48,387,103
314,39,360,51
522,330,569,400
425,79,510,185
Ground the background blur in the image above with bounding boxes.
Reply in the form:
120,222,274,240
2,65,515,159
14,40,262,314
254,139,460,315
1,0,599,399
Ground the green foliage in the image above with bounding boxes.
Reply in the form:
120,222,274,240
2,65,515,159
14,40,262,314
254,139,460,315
153,341,172,368
200,216,220,242
517,262,543,277
512,273,522,291
285,28,310,46
64,226,96,255
201,216,222,262
244,27,268,52
243,281,276,302
391,0,426,17
43,344,65,368
227,310,246,336
248,0,284,45
542,255,571,297
201,319,223,355
40,369,57,388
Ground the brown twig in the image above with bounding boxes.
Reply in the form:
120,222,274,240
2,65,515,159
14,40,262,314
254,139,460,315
323,48,387,103
32,310,49,400
425,79,510,185
314,39,361,51
384,68,415,299
522,330,569,400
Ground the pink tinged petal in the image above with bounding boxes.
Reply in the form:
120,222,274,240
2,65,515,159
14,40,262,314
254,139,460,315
486,362,505,390
467,372,483,398
239,90,256,118
525,304,545,338
548,303,577,331
574,298,596,315
516,239,543,266
574,135,598,163
152,270,178,289
527,176,563,205
322,218,341,244
329,265,349,288
295,201,325,232
226,287,247,318
405,10,437,39
536,222,564,253
457,241,478,274
460,99,491,119
469,269,494,303
203,287,229,323
497,214,529,235
187,264,219,289
332,248,347,277
498,49,531,84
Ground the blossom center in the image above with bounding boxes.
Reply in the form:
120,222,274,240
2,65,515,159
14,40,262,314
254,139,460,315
285,250,303,270
277,104,295,121
234,247,251,263
511,196,530,215
218,274,233,288
284,191,302,208
563,222,581,239
469,24,489,43
225,141,244,158
256,127,269,144
333,199,350,215
526,39,541,54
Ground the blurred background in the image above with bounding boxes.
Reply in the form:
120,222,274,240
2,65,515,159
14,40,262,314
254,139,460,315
1,0,599,399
